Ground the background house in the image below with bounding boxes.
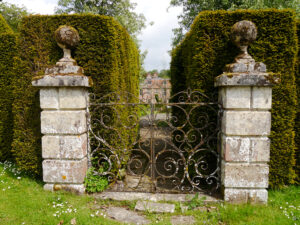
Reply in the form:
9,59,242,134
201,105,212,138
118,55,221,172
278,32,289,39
139,73,171,103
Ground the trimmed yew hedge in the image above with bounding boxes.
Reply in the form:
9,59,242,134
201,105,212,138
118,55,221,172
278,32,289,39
0,14,15,162
171,9,298,188
11,14,140,175
0,15,12,33
295,21,300,184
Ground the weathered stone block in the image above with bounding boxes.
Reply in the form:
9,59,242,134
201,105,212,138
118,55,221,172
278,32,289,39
43,158,87,183
222,111,271,136
221,162,269,188
41,111,87,134
222,136,270,162
219,87,251,109
42,134,87,159
40,88,59,109
250,137,270,162
224,188,268,204
59,88,87,109
44,183,85,194
106,207,150,225
215,73,279,87
252,87,272,109
32,75,90,87
222,136,250,162
135,201,175,213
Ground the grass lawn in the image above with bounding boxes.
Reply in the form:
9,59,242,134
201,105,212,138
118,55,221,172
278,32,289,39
0,161,299,225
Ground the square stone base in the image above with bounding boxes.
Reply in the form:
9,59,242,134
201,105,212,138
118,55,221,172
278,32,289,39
224,188,268,204
44,183,85,194
43,158,88,183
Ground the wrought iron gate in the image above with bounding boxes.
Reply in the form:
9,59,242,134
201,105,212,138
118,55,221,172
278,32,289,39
88,89,221,194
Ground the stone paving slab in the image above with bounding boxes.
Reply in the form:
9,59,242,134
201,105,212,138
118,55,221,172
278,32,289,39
94,191,221,203
135,201,175,213
171,215,195,225
106,207,150,225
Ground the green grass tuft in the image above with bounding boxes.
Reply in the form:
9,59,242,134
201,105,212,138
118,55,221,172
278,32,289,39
0,162,299,225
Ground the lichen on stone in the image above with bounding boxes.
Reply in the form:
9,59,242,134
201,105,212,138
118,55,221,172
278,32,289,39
231,20,257,48
54,25,80,49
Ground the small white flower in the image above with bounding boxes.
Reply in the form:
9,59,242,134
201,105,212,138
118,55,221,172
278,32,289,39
90,214,95,217
53,214,56,217
17,177,21,180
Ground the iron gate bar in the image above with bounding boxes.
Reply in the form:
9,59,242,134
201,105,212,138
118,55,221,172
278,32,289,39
87,89,221,195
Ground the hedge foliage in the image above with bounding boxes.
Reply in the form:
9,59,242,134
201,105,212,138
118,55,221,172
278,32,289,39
171,9,298,188
0,15,12,33
295,21,300,184
0,14,16,162
11,14,139,175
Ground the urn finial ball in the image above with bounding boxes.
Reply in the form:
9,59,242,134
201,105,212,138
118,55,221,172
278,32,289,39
54,25,80,50
54,25,79,63
231,20,257,49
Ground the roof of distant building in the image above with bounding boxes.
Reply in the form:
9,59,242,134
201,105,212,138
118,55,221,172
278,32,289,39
141,73,171,89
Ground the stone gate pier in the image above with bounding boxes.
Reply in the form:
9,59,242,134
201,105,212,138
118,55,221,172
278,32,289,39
215,21,279,203
32,26,90,194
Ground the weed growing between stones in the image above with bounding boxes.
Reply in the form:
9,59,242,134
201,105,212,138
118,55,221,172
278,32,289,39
84,167,109,193
185,193,207,210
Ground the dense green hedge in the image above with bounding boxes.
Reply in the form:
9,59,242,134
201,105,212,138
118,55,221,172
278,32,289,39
171,9,298,188
295,21,300,184
0,14,15,162
11,14,139,175
0,15,12,34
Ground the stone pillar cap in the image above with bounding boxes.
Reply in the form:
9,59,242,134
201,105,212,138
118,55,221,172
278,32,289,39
32,75,91,87
32,25,92,87
215,73,280,87
215,20,280,87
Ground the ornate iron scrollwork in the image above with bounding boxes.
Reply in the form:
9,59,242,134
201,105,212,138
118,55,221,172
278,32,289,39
88,89,221,194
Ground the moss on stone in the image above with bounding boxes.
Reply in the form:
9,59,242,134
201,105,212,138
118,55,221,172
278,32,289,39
54,25,80,49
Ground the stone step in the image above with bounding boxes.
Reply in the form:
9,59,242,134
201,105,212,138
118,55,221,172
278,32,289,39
93,191,221,203
135,200,175,213
106,206,150,225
